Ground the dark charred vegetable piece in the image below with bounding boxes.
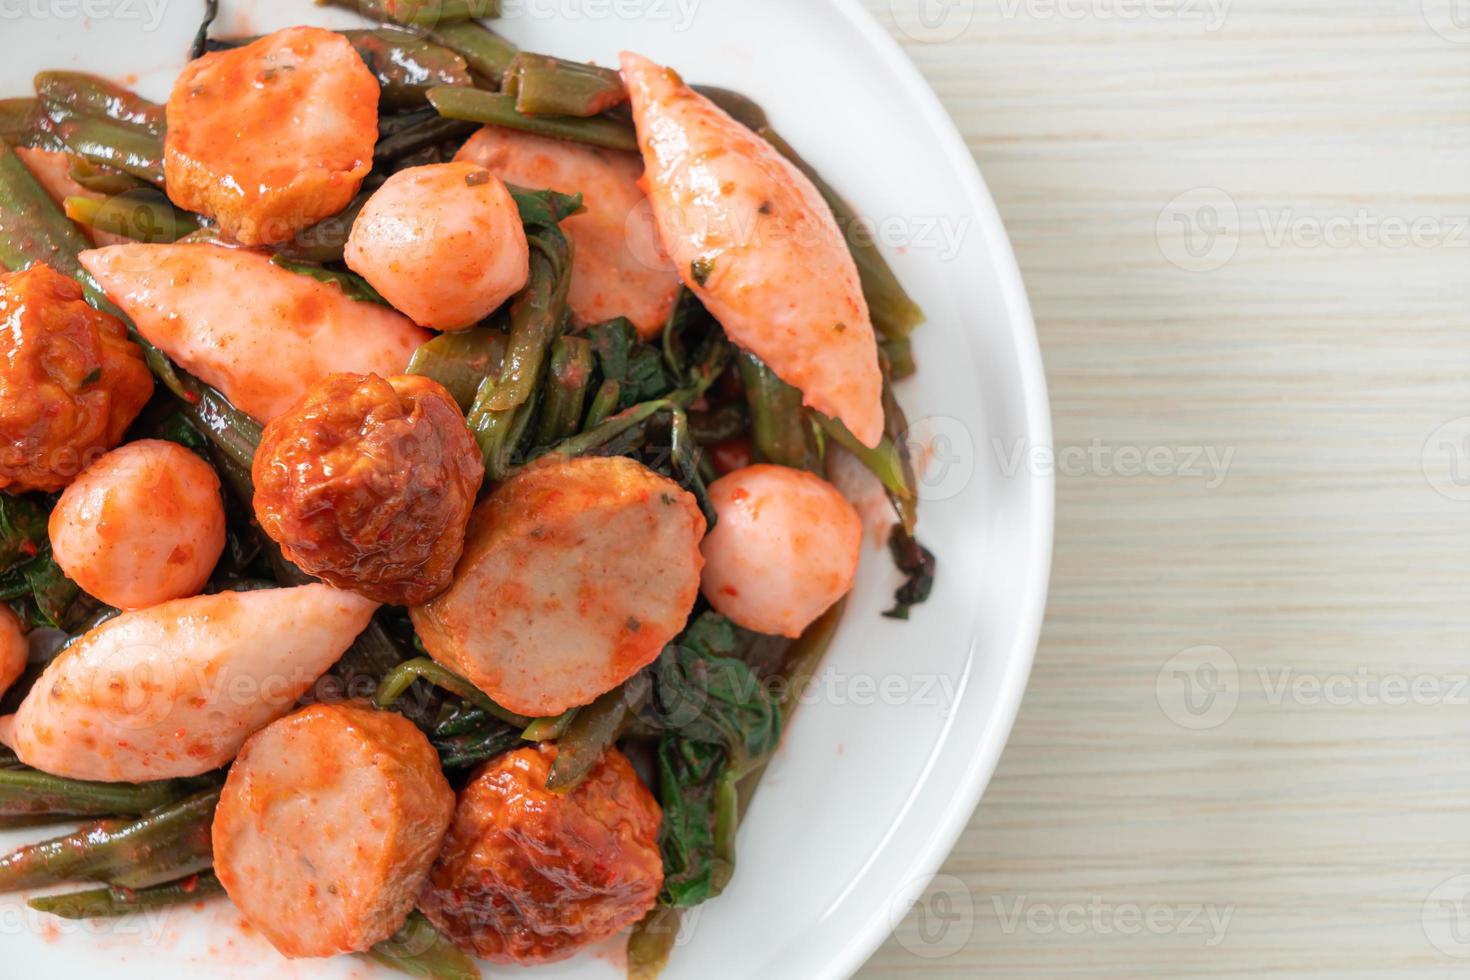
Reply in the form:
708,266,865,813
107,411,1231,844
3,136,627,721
63,190,200,243
190,0,219,60
33,72,164,136
883,527,936,619
268,255,388,306
375,657,534,729
374,114,478,165
434,723,523,770
534,335,594,445
503,52,627,117
341,28,473,109
407,327,507,412
51,116,164,186
736,351,822,473
0,769,209,822
428,86,638,152
428,20,519,84
466,220,572,479
363,911,482,980
0,787,220,892
545,680,647,793
29,871,224,919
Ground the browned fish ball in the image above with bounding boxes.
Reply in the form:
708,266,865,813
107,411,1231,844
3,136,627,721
253,373,484,605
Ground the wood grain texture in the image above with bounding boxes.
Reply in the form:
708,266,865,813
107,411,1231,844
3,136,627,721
856,1,1470,976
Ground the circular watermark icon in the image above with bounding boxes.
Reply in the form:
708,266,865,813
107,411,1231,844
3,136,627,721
889,873,976,959
1424,873,1470,957
1156,645,1239,731
1422,0,1470,43
1156,188,1240,273
1422,417,1470,502
890,0,976,43
902,415,977,502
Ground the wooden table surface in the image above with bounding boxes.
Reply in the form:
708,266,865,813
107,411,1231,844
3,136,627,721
856,1,1470,976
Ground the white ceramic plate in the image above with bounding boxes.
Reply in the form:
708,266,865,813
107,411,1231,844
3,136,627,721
0,2,1051,977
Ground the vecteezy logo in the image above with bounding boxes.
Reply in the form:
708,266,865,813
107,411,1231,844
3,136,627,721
1422,417,1470,502
889,873,975,959
1424,874,1470,957
902,415,976,502
1156,645,1239,730
1156,188,1240,273
1423,0,1470,43
890,0,976,43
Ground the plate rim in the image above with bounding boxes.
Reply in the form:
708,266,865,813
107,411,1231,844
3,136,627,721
812,3,1054,977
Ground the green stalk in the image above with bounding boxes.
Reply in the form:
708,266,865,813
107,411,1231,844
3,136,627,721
63,190,199,243
0,787,220,893
0,769,207,822
466,228,571,479
29,872,224,919
815,413,915,527
546,682,644,793
327,0,501,28
628,906,683,980
363,911,481,980
428,87,637,152
342,29,472,108
52,116,164,186
735,351,821,473
520,709,576,742
0,98,42,147
503,53,626,117
534,335,594,445
584,379,620,429
34,72,164,136
66,156,146,195
374,657,533,728
407,326,507,412
374,115,478,166
428,21,519,83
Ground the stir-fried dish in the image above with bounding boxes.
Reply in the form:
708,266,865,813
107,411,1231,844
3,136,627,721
0,4,936,976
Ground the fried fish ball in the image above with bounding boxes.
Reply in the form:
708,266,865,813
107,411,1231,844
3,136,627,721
213,702,455,958
700,464,863,637
253,374,484,605
345,162,529,331
164,26,379,246
49,440,226,610
0,263,152,492
419,744,662,964
410,455,705,716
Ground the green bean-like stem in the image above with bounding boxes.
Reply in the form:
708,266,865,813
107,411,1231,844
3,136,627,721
583,379,620,430
547,682,645,792
428,86,637,152
345,28,473,108
51,116,163,186
0,787,220,893
735,352,822,473
325,0,500,28
534,335,594,445
503,53,627,117
67,155,146,195
429,21,519,83
467,229,571,479
815,413,916,526
375,657,533,729
0,99,42,148
408,327,507,413
628,906,683,980
520,709,576,742
436,725,523,769
63,191,199,243
0,769,206,821
375,115,478,166
29,872,224,919
34,72,164,136
363,911,482,980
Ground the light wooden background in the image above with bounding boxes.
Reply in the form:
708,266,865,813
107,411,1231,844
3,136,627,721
856,0,1470,976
